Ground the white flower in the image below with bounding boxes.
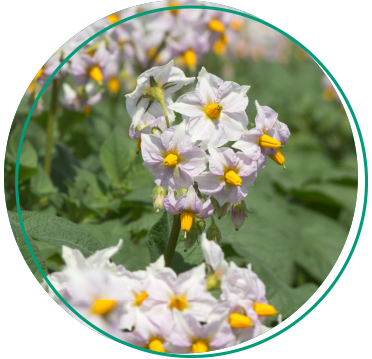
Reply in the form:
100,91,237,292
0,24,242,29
169,67,249,147
126,60,195,127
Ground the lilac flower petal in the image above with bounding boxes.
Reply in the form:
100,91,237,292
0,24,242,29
255,101,278,133
209,147,239,174
141,134,165,166
196,172,225,195
172,166,194,190
195,199,214,219
195,67,220,105
178,148,208,176
169,92,205,118
213,185,245,206
218,83,250,113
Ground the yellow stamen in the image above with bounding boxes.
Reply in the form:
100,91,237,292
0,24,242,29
213,39,227,55
259,134,282,149
184,49,196,67
89,66,103,82
82,105,91,115
192,340,208,353
35,68,43,80
322,87,336,101
230,19,243,31
107,14,119,23
108,77,120,93
209,19,225,32
137,138,142,150
205,104,222,119
228,313,253,328
27,82,34,93
149,339,166,353
163,153,178,167
135,291,148,306
168,1,180,13
91,299,116,315
268,148,285,166
170,297,186,311
253,303,277,317
180,212,194,232
225,170,242,187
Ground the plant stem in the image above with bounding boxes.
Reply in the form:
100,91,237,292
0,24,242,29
44,79,59,175
160,100,170,128
164,214,181,267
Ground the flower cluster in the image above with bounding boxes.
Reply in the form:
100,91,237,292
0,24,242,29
129,60,290,234
26,4,292,115
45,234,279,353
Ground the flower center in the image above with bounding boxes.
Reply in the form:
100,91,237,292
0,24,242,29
135,291,148,306
192,340,208,353
107,14,119,23
168,1,180,13
268,148,285,166
230,19,244,31
35,68,43,80
180,211,194,232
184,49,196,67
170,296,186,311
91,299,116,315
258,134,282,149
225,170,242,186
108,77,120,93
163,154,178,167
82,105,90,115
209,19,225,32
148,339,166,352
228,313,253,328
89,66,103,82
205,104,222,119
253,303,277,316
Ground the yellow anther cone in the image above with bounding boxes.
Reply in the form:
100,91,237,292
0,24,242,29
82,105,91,115
184,49,196,67
230,19,243,31
253,303,277,317
91,299,116,315
89,66,103,82
206,104,222,119
163,153,178,167
228,313,253,328
107,14,119,23
225,170,242,186
149,339,166,353
108,77,120,93
180,212,194,232
137,138,142,150
213,40,227,55
170,297,186,311
192,340,208,353
35,68,43,80
209,19,225,32
259,134,282,149
268,148,285,166
169,1,180,13
135,291,148,306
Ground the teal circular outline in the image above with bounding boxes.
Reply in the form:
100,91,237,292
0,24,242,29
13,4,368,357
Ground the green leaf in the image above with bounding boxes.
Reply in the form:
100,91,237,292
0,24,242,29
9,216,48,282
9,211,103,255
172,240,205,274
99,128,134,186
30,168,55,197
146,210,171,263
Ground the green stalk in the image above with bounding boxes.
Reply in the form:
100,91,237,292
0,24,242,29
164,214,181,267
44,79,59,175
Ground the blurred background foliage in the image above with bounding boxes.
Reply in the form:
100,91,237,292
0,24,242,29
5,14,357,326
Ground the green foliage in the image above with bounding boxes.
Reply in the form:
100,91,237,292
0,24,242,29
5,51,358,322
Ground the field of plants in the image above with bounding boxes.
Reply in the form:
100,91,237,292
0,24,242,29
5,4,357,348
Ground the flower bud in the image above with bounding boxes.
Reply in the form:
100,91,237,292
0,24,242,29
151,126,162,135
195,218,206,234
231,200,249,230
174,188,187,200
211,197,230,219
206,218,222,245
151,186,167,213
